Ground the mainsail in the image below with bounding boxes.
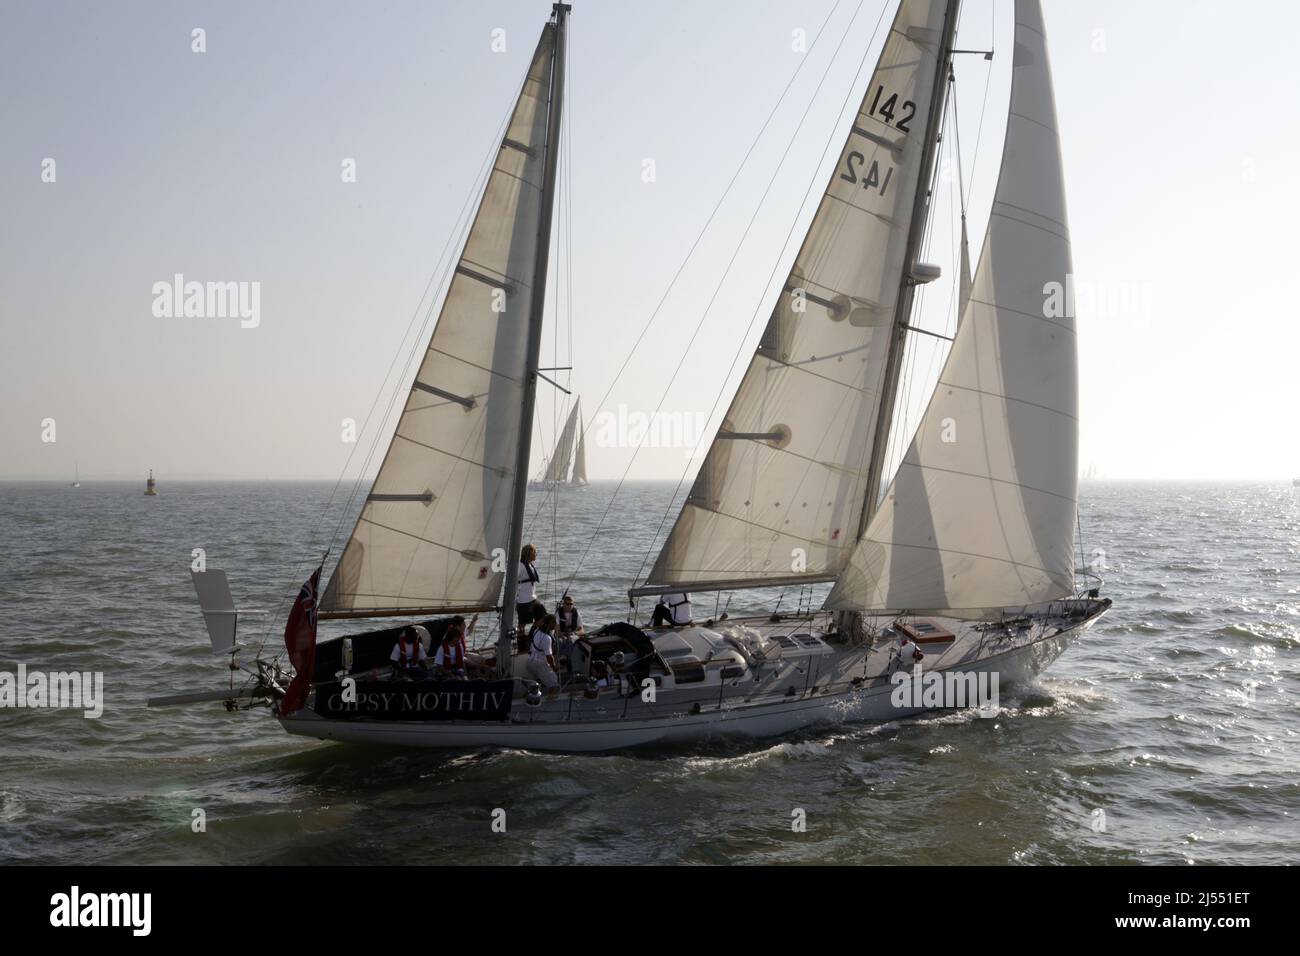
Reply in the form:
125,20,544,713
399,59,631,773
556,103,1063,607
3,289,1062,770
320,26,558,617
827,0,1077,616
642,0,952,592
543,402,581,482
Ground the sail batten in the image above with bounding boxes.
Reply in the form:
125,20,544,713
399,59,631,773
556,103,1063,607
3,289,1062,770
643,0,952,592
826,0,1078,617
320,25,559,615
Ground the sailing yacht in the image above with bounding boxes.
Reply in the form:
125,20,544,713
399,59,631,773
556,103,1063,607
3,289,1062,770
71,462,80,488
152,0,1110,751
531,399,588,487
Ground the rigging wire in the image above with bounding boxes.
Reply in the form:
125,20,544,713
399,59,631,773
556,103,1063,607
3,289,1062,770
886,0,967,479
574,0,888,601
890,95,954,472
256,72,528,655
537,0,850,556
890,4,999,472
629,0,895,601
328,69,534,559
965,0,997,212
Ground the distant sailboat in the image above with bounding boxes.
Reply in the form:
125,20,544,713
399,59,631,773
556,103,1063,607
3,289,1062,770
71,462,80,488
145,470,157,496
533,399,588,487
155,0,1110,752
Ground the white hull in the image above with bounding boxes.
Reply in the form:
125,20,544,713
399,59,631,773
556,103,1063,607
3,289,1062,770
279,605,1104,752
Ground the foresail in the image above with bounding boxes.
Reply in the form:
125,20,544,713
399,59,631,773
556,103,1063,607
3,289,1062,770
644,0,950,591
543,403,580,482
827,0,1077,616
321,27,557,615
570,401,588,484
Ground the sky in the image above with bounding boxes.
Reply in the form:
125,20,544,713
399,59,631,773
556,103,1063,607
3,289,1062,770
2,0,1298,482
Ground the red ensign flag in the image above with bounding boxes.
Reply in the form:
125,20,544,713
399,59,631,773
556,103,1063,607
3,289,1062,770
280,561,323,715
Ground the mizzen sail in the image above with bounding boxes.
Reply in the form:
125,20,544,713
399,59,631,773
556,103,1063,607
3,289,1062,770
642,0,951,593
827,0,1077,616
321,26,558,616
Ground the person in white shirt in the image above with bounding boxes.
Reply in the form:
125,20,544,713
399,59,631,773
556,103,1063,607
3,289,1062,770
433,616,468,679
893,634,924,673
390,626,429,678
651,592,692,628
526,613,560,695
516,544,541,631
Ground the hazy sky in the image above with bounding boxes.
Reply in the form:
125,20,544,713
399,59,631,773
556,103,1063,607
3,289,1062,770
3,0,1298,482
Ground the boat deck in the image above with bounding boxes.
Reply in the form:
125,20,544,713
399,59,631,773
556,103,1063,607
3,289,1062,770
283,599,1110,749
486,599,1105,724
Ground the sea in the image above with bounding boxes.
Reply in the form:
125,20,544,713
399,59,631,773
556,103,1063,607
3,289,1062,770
0,479,1295,865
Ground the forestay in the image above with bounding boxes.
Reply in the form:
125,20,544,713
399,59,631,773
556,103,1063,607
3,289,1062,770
644,0,951,592
321,27,558,615
827,0,1077,616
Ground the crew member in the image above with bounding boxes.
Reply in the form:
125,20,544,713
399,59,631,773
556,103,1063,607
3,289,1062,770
517,599,548,654
517,544,541,629
556,594,584,638
526,613,560,696
651,592,693,628
390,625,429,678
434,616,468,679
893,631,924,674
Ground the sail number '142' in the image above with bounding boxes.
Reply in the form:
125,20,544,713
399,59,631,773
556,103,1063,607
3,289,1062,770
840,84,916,196
841,154,894,196
868,84,916,131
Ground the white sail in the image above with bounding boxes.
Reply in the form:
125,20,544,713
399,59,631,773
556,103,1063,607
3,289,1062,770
321,27,557,615
571,401,588,485
827,0,1076,616
543,402,581,482
644,0,951,591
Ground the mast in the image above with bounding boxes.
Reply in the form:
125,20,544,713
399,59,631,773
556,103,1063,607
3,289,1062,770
498,2,570,675
827,0,1080,616
857,0,961,537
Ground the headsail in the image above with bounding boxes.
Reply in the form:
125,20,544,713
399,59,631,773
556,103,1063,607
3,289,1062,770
543,403,581,482
320,26,558,617
641,0,952,593
570,400,588,485
827,0,1077,616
